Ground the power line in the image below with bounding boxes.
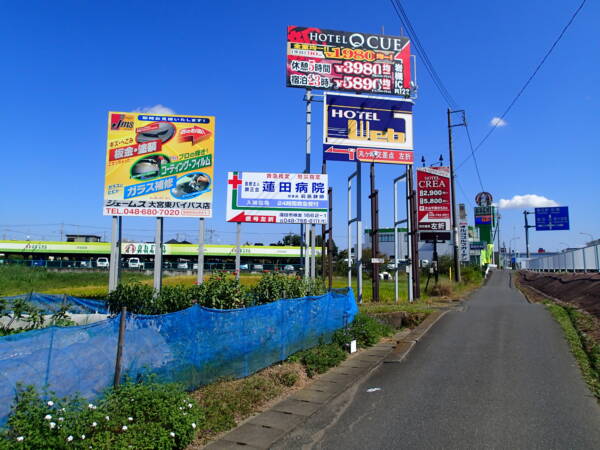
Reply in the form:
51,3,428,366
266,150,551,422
390,0,458,108
458,0,588,169
464,124,485,192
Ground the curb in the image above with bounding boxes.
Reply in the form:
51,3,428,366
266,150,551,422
204,310,449,449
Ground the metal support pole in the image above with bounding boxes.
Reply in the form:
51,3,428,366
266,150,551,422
348,175,353,288
304,88,312,279
235,222,241,280
433,235,439,284
310,225,316,279
356,160,363,303
497,213,501,268
370,163,380,302
197,218,205,284
404,167,414,302
113,306,127,388
153,218,163,292
108,216,122,293
447,109,460,283
408,165,420,299
328,187,333,290
524,211,533,258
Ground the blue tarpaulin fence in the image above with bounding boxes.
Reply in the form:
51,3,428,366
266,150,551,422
1,293,109,314
0,289,357,424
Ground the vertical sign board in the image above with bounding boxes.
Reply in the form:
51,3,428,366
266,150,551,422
286,26,411,96
416,167,452,241
535,207,570,231
459,221,470,262
226,172,328,224
323,93,413,164
104,112,215,217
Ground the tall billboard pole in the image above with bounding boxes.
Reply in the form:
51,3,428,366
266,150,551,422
304,89,312,279
447,109,465,283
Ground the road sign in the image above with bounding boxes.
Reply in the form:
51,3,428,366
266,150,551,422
226,172,328,224
286,26,411,96
323,93,414,164
535,207,569,231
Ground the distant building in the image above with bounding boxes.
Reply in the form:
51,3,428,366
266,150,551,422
65,234,101,243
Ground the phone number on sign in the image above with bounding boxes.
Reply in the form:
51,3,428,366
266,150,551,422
104,208,207,217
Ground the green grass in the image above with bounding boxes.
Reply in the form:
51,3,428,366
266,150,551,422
0,265,148,297
544,301,600,399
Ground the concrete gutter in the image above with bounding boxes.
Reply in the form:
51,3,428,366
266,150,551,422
204,310,449,450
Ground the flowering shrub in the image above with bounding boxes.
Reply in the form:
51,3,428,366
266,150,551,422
0,381,202,449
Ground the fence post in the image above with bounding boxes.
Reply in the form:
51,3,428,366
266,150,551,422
113,307,127,388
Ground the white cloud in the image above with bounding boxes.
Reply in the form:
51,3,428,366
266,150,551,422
490,116,507,127
133,104,175,115
497,194,559,209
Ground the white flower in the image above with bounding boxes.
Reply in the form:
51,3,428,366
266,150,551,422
61,408,66,412
44,414,52,420
187,403,193,409
47,401,54,406
49,422,56,429
179,406,183,410
16,436,24,442
87,403,95,409
169,432,175,437
67,435,73,442
81,435,85,440
91,422,97,428
191,423,196,429
122,425,128,431
105,416,110,421
58,417,64,422
128,417,133,422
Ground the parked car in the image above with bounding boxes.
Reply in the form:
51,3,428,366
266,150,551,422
96,257,109,268
240,264,249,271
283,264,295,273
127,257,144,269
177,259,190,270
252,264,264,272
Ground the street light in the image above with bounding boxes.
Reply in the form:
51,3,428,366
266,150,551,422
559,242,570,252
580,232,594,245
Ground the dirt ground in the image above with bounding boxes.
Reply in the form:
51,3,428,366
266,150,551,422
518,271,600,319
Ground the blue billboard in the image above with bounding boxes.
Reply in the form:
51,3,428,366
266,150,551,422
535,206,569,231
323,93,414,164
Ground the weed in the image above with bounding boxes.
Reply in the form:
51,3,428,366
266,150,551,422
288,343,347,378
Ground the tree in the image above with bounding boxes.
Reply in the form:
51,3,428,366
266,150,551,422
278,233,302,246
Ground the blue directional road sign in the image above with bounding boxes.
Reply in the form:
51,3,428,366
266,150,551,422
535,207,570,231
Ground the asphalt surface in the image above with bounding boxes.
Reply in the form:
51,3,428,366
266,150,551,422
274,270,600,449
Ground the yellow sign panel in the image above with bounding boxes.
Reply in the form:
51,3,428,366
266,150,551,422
103,111,215,217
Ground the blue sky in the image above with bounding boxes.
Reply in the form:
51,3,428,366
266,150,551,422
0,0,597,253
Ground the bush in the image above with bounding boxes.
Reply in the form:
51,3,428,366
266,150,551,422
193,272,248,309
106,283,156,315
0,381,202,449
429,281,453,297
288,343,347,377
250,273,325,305
333,312,394,349
461,265,483,284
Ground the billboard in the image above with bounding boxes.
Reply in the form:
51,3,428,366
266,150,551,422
286,26,411,96
226,172,328,224
459,221,470,262
323,93,413,164
535,207,569,231
416,167,451,241
103,112,215,217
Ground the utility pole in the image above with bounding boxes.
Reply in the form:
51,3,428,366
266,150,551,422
370,162,380,302
447,109,466,283
524,210,534,258
496,212,501,268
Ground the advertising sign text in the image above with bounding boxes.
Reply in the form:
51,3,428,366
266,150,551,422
416,167,451,241
287,26,411,96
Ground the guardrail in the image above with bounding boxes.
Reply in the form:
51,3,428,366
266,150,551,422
522,244,600,272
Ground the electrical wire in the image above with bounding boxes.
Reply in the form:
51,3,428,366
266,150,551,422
464,124,485,192
457,0,588,169
389,0,457,108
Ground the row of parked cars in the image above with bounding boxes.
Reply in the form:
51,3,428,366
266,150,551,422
96,258,297,273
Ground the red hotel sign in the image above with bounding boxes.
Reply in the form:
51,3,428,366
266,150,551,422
416,166,452,241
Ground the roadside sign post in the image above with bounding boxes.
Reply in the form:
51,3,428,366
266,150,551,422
235,222,241,280
197,218,205,284
108,216,122,293
153,218,163,292
347,163,363,303
393,169,412,303
534,207,570,231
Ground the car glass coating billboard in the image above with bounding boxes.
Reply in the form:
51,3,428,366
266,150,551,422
287,26,410,96
103,112,215,218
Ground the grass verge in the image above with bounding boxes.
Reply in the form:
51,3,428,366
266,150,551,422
516,278,600,400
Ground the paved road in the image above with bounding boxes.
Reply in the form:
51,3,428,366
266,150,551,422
274,270,600,449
